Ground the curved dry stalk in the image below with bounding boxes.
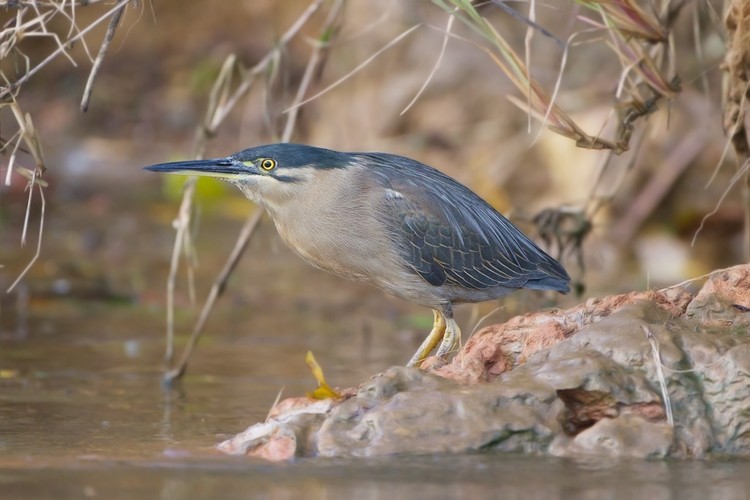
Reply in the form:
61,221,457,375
523,0,537,134
659,265,734,292
692,157,750,248
4,137,20,187
0,1,133,98
163,0,344,381
163,178,197,362
1,101,47,267
400,8,455,116
468,305,504,339
6,182,45,293
162,1,326,363
531,27,606,148
206,0,325,131
283,23,421,114
163,209,263,383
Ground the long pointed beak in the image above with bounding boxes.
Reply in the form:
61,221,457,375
144,157,253,180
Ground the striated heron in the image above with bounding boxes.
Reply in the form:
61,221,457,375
145,144,570,367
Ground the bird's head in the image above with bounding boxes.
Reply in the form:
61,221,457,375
144,143,352,208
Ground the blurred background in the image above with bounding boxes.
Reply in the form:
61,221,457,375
0,0,735,300
0,0,742,482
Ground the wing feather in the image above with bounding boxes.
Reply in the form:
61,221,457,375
358,153,570,293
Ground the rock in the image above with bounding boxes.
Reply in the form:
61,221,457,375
550,414,674,458
217,398,335,460
218,265,750,461
315,367,560,457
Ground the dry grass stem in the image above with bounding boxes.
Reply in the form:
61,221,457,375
582,0,668,43
6,183,44,293
0,1,135,98
642,325,674,427
163,0,326,363
164,209,263,383
284,23,421,114
2,0,137,291
468,305,504,339
265,387,285,424
80,0,128,112
163,179,197,362
442,0,662,153
164,0,346,380
524,0,537,135
282,0,345,141
401,8,455,116
692,157,750,248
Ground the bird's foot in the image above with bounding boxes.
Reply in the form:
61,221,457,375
406,310,446,368
436,317,461,358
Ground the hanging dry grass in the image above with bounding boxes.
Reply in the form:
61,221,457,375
0,0,133,290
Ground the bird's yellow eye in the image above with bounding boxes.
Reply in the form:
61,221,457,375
260,158,277,171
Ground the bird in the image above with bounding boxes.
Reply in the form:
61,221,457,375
145,143,570,367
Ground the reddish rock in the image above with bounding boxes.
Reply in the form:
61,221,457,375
218,264,750,461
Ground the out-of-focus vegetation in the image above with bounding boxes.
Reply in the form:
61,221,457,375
0,0,738,302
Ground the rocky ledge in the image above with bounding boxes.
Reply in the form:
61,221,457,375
218,265,750,461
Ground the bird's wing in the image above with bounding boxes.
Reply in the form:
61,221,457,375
360,153,570,292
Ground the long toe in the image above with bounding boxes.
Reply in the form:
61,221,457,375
406,310,446,368
435,317,461,359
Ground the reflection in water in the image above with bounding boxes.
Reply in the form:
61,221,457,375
1,454,750,499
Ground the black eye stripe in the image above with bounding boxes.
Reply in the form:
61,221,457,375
274,175,298,183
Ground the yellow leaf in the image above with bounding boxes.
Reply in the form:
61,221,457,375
305,351,342,400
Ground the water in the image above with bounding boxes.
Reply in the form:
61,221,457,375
1,205,749,499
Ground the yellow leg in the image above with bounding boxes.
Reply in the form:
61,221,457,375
436,316,461,358
406,309,446,367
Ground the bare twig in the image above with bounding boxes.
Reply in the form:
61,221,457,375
20,161,36,246
206,0,325,131
163,0,344,381
2,3,129,294
81,0,128,112
468,305,504,339
282,0,345,140
658,265,737,292
163,179,197,362
0,1,132,99
163,209,263,382
161,1,326,364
